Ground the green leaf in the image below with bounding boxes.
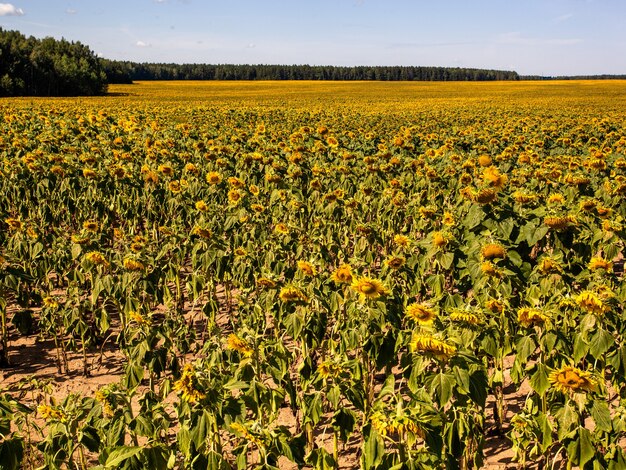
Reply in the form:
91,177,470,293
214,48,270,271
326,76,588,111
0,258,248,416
429,372,455,408
515,336,536,365
589,329,614,360
332,408,357,442
529,363,550,396
566,427,595,468
591,400,612,433
362,428,385,469
105,446,143,468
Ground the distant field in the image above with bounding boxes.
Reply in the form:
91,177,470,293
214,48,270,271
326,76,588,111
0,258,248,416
1,80,625,469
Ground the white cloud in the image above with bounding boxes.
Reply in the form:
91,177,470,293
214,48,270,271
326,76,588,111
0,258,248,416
246,43,256,49
136,40,152,47
0,3,24,16
66,8,77,15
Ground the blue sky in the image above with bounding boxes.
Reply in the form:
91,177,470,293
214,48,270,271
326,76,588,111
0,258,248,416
1,0,624,76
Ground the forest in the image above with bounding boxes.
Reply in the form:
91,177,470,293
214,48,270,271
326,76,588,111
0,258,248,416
0,28,107,97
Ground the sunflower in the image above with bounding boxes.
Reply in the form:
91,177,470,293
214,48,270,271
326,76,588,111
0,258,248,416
228,189,243,205
432,231,449,248
449,310,483,326
481,261,500,277
385,255,406,270
226,334,254,357
575,290,609,315
297,260,317,276
442,211,455,226
123,257,145,271
549,366,597,394
206,171,223,185
330,264,353,284
234,247,247,257
274,223,289,235
547,193,565,205
173,364,207,403
256,277,277,288
410,334,456,360
195,200,208,212
485,299,505,314
481,243,507,260
472,187,498,204
588,256,612,272
42,296,59,309
5,218,22,231
394,234,410,247
538,257,562,274
37,404,65,422
351,276,388,299
82,168,97,179
406,303,437,325
517,307,549,327
544,215,575,230
85,251,108,267
279,285,307,302
512,191,538,204
477,154,492,167
483,166,508,189
192,226,212,239
419,206,436,219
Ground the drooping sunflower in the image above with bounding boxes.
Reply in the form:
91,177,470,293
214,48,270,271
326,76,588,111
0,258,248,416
449,309,483,326
481,243,507,260
410,334,456,360
256,277,277,289
351,276,388,300
588,256,612,272
85,251,108,267
226,334,254,357
575,290,609,315
279,285,307,302
517,307,549,327
123,257,145,271
548,365,597,394
5,218,22,231
481,261,500,277
406,303,437,325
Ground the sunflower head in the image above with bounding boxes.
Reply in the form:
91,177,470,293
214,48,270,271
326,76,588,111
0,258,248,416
385,255,406,270
406,303,437,325
351,276,388,300
331,264,353,284
297,260,317,276
481,243,507,260
517,307,549,328
588,256,612,272
549,366,597,394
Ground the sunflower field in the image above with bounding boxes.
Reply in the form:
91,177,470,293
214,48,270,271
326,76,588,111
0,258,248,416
1,80,626,469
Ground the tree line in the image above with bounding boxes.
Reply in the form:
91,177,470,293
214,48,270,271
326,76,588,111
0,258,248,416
0,28,107,97
102,60,520,83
